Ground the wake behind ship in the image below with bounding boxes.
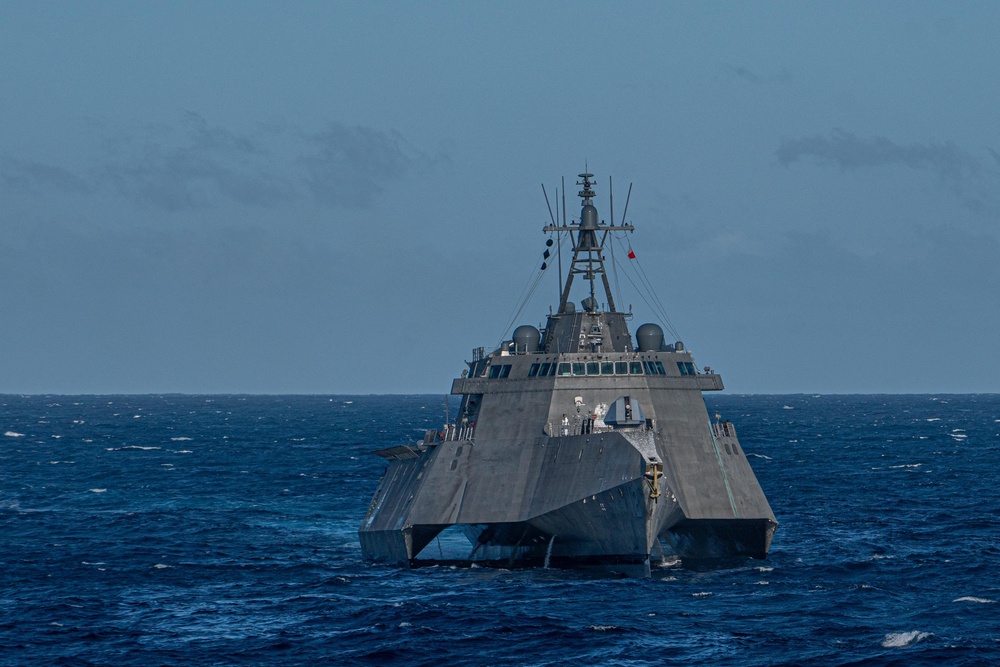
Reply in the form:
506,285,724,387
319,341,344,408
360,172,776,574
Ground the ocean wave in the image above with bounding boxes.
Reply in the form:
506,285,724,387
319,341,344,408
881,631,931,648
953,596,995,604
4,431,25,437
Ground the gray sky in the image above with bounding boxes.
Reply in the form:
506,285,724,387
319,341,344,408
2,1,999,394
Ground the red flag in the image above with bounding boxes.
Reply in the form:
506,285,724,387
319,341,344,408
627,246,636,260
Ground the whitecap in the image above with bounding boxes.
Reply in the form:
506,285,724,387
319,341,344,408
925,418,941,422
152,563,171,569
398,621,412,627
950,434,967,440
121,445,161,451
953,596,995,604
588,625,618,631
89,488,107,493
692,592,712,597
889,463,922,469
170,437,192,441
782,405,794,410
174,450,193,454
748,453,772,460
4,431,25,437
881,631,931,648
51,435,62,439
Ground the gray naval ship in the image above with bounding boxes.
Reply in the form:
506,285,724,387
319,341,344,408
360,172,776,573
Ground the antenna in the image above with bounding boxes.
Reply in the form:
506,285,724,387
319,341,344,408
609,174,614,227
544,183,564,304
541,184,557,226
621,183,633,225
559,176,566,302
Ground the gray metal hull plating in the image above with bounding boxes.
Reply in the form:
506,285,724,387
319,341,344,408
360,374,776,568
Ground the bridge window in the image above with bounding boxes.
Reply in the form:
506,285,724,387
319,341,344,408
677,362,696,376
489,364,512,378
615,361,628,374
655,361,667,375
586,362,600,375
558,363,571,376
539,362,550,376
572,362,586,376
601,362,614,375
629,361,643,374
528,363,540,377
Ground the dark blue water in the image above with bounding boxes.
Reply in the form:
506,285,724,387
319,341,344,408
2,394,998,666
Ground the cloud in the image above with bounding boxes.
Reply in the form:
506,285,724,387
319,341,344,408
775,128,981,182
0,156,92,194
721,63,790,85
96,113,297,210
0,114,439,212
299,122,429,207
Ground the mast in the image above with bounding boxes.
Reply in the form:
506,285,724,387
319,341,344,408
543,172,633,314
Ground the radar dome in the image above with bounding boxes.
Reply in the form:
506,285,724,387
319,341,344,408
636,323,664,352
512,325,541,354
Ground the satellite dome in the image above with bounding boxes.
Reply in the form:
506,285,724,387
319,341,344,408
636,323,664,352
512,325,541,354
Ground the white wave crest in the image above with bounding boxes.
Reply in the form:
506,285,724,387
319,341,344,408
953,596,995,604
881,631,931,648
4,431,25,437
89,488,107,493
170,437,192,441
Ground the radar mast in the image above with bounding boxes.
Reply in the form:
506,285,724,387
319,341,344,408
544,172,633,314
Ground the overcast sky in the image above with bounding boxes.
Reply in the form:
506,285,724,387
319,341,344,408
2,1,999,394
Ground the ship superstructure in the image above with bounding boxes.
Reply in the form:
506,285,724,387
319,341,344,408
359,172,776,572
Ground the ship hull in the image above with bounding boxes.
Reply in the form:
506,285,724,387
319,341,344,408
360,427,776,571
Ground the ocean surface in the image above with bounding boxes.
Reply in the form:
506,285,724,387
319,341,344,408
2,394,999,666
